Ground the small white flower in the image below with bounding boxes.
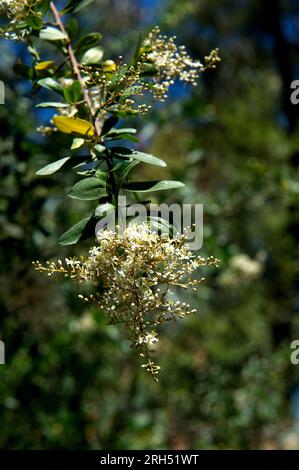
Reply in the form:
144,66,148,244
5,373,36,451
138,333,159,346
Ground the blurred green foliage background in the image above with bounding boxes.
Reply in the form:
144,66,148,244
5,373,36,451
1,0,299,449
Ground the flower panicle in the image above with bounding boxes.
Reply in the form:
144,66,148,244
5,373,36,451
141,26,221,101
33,224,219,380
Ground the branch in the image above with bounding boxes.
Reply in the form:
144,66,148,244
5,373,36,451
49,1,102,136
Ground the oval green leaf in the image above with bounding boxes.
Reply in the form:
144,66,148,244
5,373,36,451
81,46,104,65
37,78,64,95
36,157,71,175
36,102,69,108
111,148,166,167
68,177,107,200
59,216,93,245
40,27,68,41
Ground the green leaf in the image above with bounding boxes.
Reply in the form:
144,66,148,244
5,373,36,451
40,27,68,41
81,47,104,65
118,135,139,143
41,0,50,16
37,155,89,176
28,45,40,61
37,78,64,95
67,18,79,41
71,81,82,102
111,148,167,167
117,160,140,190
63,81,82,104
36,102,69,108
26,15,42,30
63,0,94,14
63,87,72,105
36,157,71,176
106,128,139,143
95,170,107,183
108,128,137,136
59,216,94,245
75,161,97,175
71,156,92,169
133,31,143,64
71,138,85,150
101,116,119,136
68,177,107,200
94,144,106,154
123,180,185,192
74,32,102,54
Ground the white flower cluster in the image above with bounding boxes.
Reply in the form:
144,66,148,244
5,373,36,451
143,27,220,101
0,0,41,40
33,224,219,380
138,332,159,348
0,0,24,16
80,31,220,115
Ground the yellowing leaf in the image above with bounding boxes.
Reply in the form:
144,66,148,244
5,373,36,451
35,61,55,71
53,116,94,136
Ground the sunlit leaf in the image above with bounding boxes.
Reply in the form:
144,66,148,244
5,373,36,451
81,47,104,65
36,157,71,176
37,78,64,95
53,116,94,136
108,128,137,136
35,61,55,71
40,26,68,41
111,148,167,167
71,138,85,150
36,102,69,108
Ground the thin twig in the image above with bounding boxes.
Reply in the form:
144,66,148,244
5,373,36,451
49,1,102,136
